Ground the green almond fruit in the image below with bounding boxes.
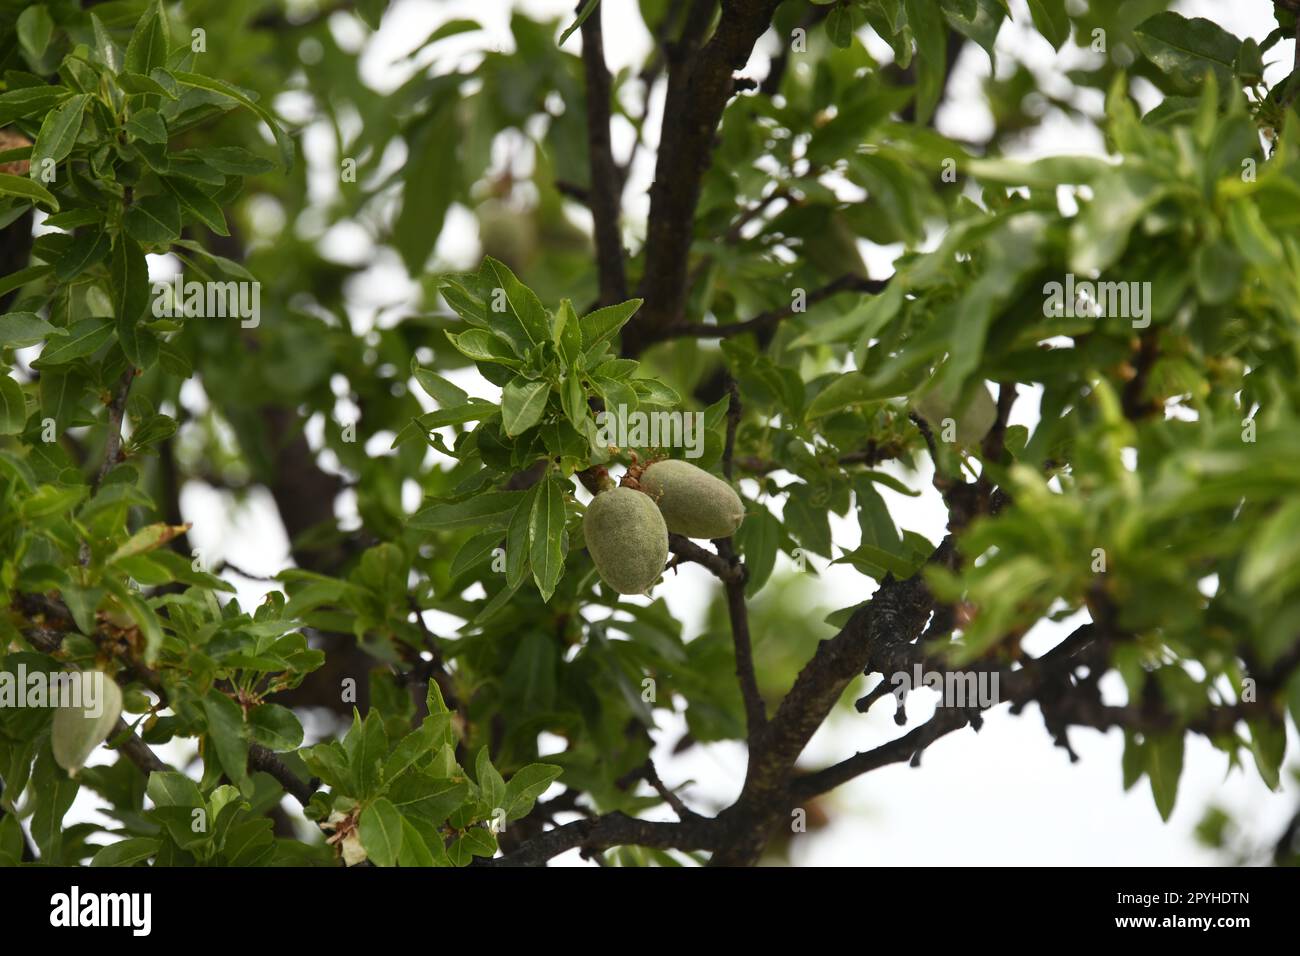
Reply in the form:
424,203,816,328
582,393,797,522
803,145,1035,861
51,671,123,776
584,486,669,595
641,459,745,539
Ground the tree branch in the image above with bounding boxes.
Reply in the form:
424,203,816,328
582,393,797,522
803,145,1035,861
628,0,784,355
578,0,628,305
93,366,135,491
484,811,720,866
668,533,741,582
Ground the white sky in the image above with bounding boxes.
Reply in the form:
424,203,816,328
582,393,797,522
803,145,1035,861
70,0,1297,866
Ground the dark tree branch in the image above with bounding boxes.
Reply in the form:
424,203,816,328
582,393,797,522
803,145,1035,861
629,0,783,355
484,811,720,866
578,0,629,306
712,381,765,740
1121,330,1161,421
668,533,741,582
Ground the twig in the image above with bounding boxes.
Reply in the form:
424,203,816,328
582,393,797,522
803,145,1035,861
668,534,741,582
640,760,701,820
95,367,135,490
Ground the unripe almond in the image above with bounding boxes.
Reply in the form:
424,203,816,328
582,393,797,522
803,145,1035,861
583,486,669,595
51,672,123,776
640,459,745,539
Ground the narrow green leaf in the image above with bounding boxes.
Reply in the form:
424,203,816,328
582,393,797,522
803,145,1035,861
30,94,89,175
530,477,567,601
0,172,58,211
171,71,294,171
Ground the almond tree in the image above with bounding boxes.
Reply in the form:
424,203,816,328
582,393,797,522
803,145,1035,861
1,0,1298,867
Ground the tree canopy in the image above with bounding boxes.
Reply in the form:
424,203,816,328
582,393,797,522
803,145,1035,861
1,0,1299,867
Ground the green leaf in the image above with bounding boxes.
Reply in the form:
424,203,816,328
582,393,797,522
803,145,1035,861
110,522,188,562
247,703,303,752
807,373,882,418
0,374,27,435
530,476,567,601
124,1,168,76
501,377,550,436
1248,720,1285,791
359,798,403,867
397,816,438,867
485,257,550,349
124,194,181,244
446,328,521,365
203,689,249,785
0,172,58,211
411,360,468,407
581,299,643,351
112,237,151,365
826,5,856,48
387,772,469,824
90,837,159,867
502,763,562,821
171,72,294,171
393,99,457,272
1147,732,1184,821
342,709,387,799
784,484,832,558
904,0,946,124
1134,12,1240,89
31,318,112,368
475,746,507,815
448,826,497,865
504,485,534,589
559,0,601,46
125,107,168,144
553,298,582,365
17,5,54,61
0,86,71,126
1025,0,1069,50
410,491,524,531
1239,499,1300,598
163,176,228,235
118,71,177,98
30,94,89,175
736,509,780,596
55,230,111,281
146,771,204,808
0,312,63,348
